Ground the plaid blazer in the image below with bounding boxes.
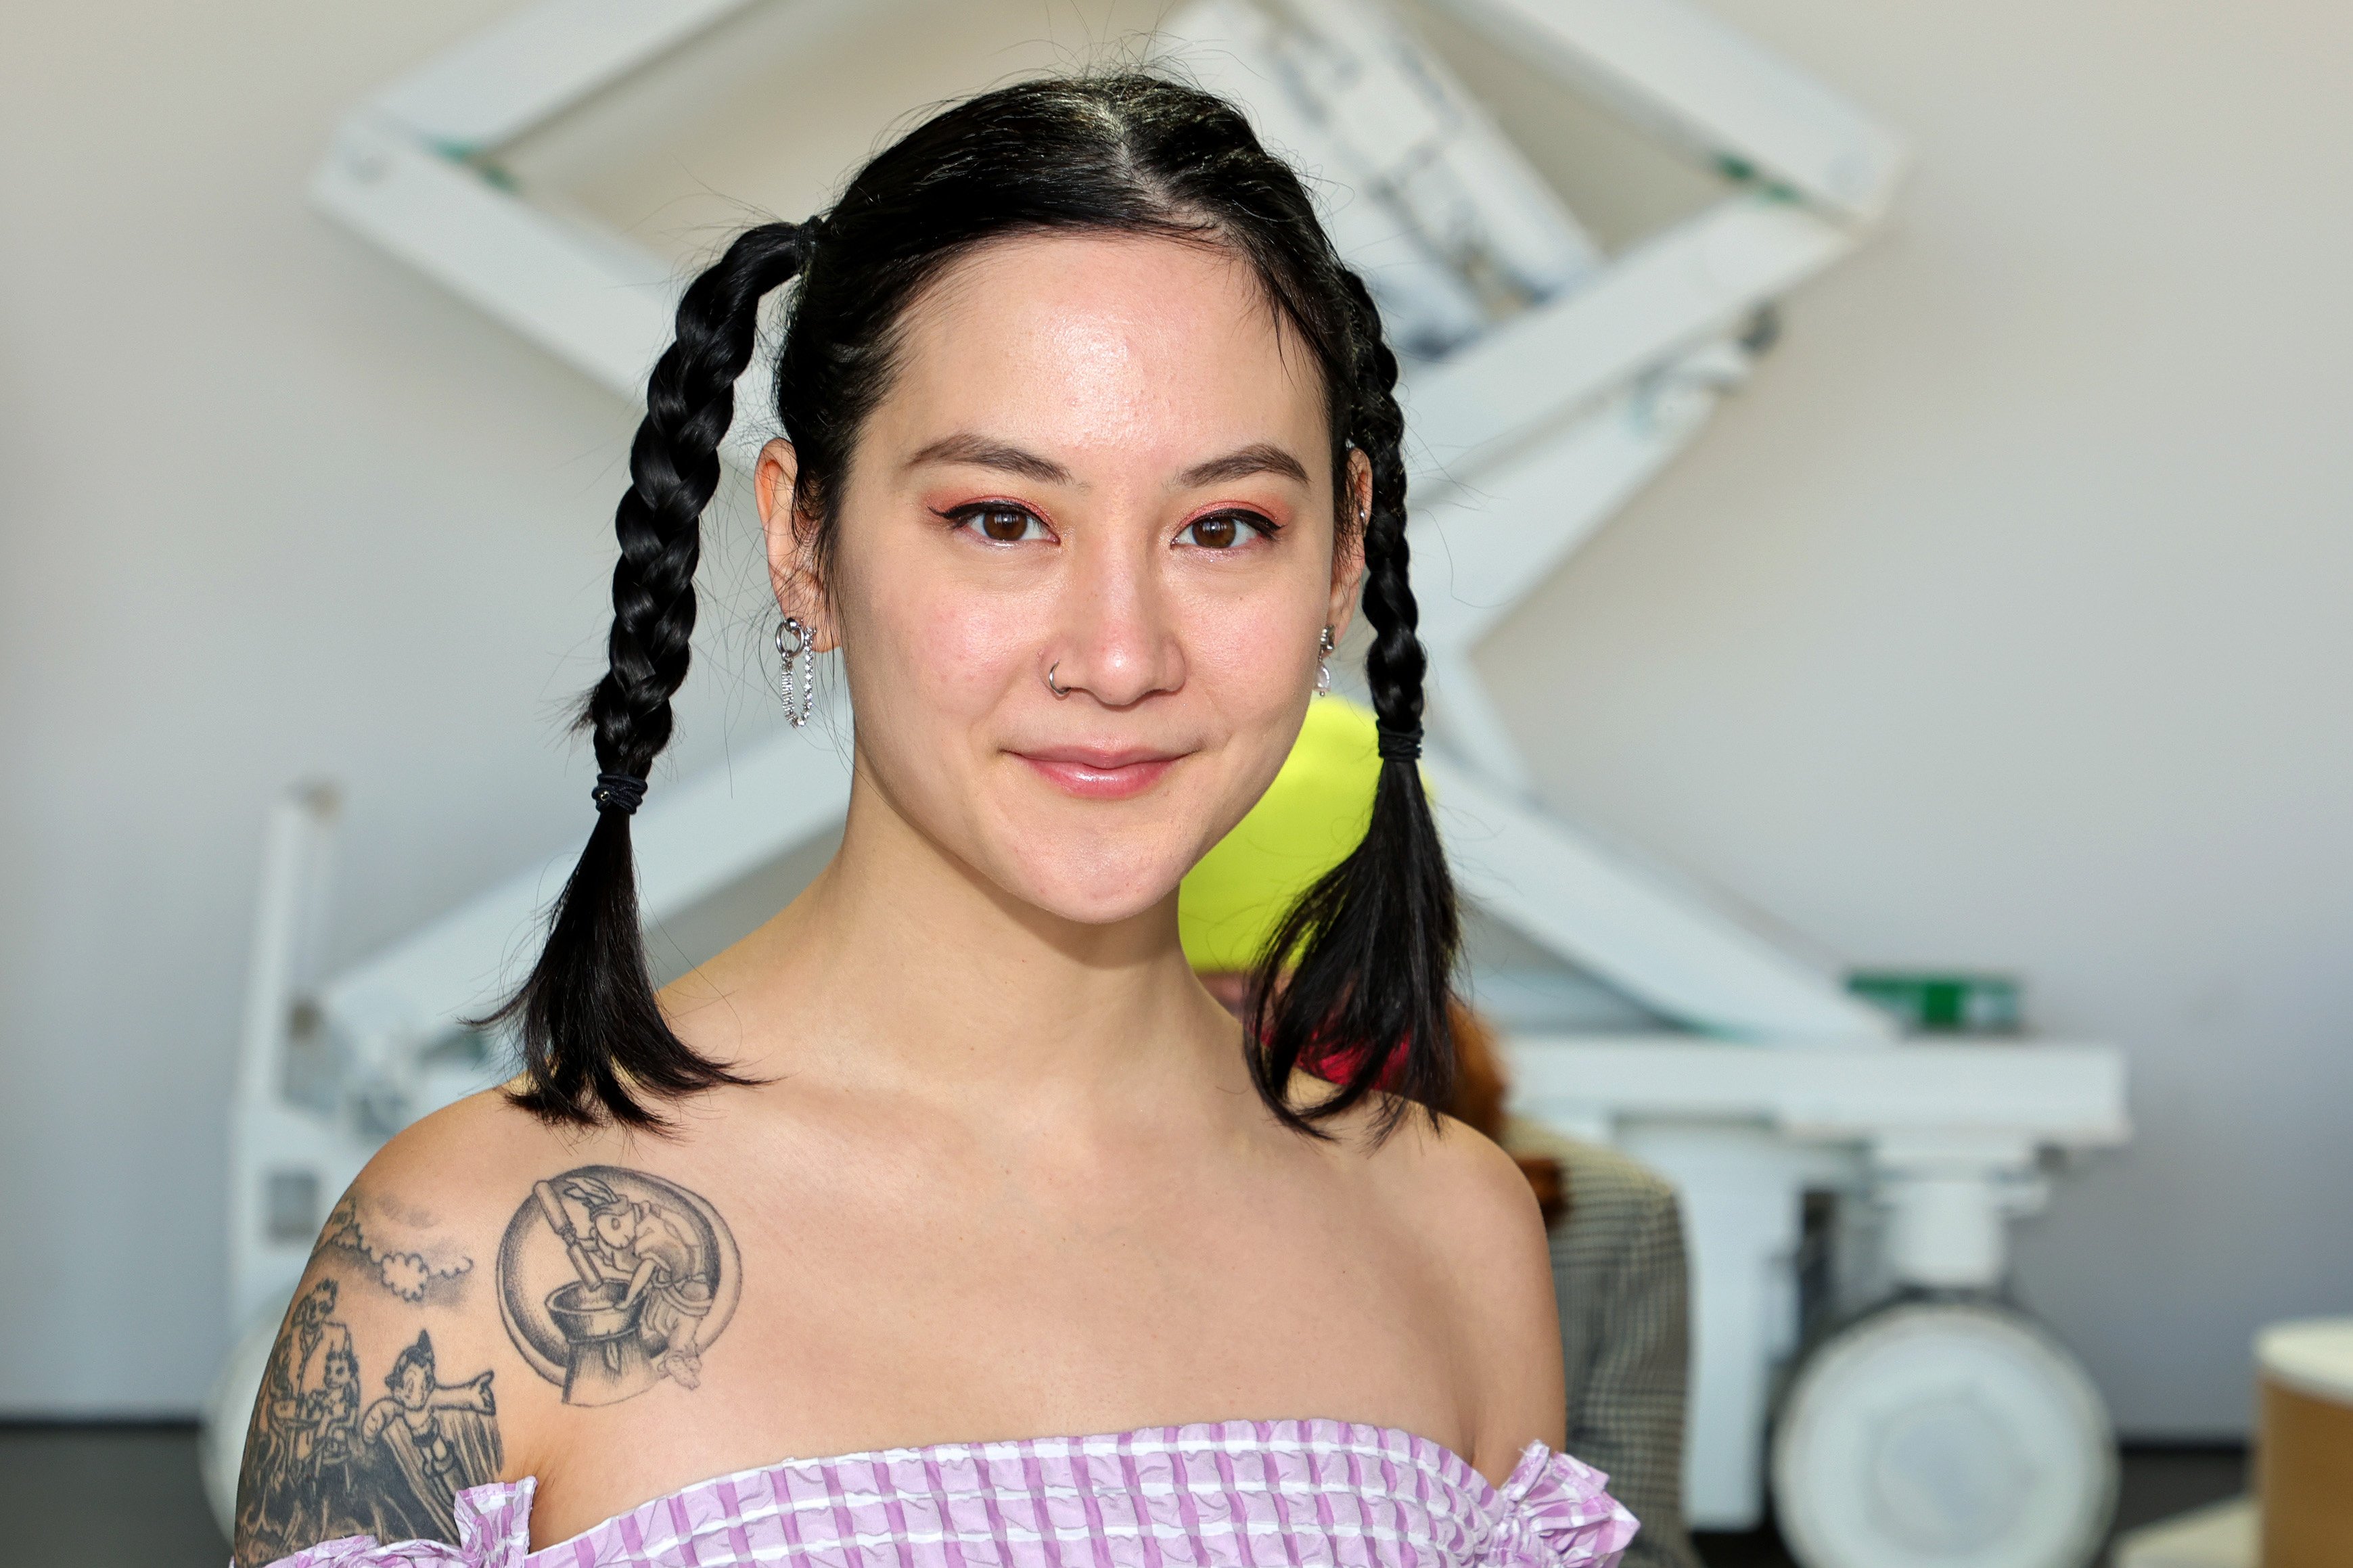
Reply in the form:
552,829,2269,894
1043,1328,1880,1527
1505,1120,1700,1568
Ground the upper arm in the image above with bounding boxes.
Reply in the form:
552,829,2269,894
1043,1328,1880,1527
1382,1112,1568,1477
231,1099,530,1567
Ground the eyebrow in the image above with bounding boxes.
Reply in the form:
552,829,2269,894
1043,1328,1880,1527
905,434,1311,491
1179,442,1310,488
905,434,1072,484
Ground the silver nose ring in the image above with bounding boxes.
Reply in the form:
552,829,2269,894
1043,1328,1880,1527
1045,662,1070,698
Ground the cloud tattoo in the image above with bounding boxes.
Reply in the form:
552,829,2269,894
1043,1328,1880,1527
321,1195,473,1302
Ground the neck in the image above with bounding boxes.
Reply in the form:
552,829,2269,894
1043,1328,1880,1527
662,754,1246,1126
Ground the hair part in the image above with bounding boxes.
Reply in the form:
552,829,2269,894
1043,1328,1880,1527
488,72,1458,1136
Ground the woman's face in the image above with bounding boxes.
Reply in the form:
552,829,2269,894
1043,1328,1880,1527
760,234,1363,930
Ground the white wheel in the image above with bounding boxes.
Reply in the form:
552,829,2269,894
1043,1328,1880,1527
1772,1300,2116,1568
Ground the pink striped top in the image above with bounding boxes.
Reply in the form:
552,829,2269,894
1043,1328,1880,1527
256,1419,1637,1568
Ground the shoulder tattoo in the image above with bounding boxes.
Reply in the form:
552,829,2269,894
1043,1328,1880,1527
497,1166,741,1405
233,1230,500,1565
233,1167,736,1565
320,1190,475,1304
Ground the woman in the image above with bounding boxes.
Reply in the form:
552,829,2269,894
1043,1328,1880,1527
233,72,1637,1568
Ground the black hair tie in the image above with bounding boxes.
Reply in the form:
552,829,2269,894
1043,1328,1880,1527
1375,724,1423,762
591,772,649,816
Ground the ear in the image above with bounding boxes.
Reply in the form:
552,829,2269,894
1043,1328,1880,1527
755,438,838,649
1323,448,1371,642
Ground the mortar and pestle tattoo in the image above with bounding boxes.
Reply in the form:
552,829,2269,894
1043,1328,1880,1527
496,1166,741,1406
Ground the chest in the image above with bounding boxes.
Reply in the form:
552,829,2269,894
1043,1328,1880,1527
515,1148,1469,1546
769,1177,1446,1398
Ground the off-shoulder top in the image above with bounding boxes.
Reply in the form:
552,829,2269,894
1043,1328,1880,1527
255,1418,1637,1568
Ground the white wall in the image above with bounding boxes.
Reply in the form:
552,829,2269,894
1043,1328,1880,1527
1473,0,2353,1435
3,0,2347,1433
0,0,758,1414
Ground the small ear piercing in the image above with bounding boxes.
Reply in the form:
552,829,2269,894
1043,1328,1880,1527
775,616,813,728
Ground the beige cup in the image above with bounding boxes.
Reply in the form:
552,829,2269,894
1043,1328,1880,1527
2256,1318,2353,1568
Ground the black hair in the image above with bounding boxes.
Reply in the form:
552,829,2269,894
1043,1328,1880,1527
488,72,1458,1135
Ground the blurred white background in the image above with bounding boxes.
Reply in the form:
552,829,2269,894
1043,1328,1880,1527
1,0,2348,1441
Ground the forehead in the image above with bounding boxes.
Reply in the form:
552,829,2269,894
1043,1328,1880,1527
870,233,1329,474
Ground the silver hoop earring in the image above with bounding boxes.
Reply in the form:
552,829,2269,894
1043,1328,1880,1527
1315,626,1336,697
1045,662,1070,699
775,616,813,728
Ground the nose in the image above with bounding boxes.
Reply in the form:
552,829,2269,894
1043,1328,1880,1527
1043,526,1185,709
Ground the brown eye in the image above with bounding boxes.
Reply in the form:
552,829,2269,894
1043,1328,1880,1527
1178,511,1269,550
953,504,1045,543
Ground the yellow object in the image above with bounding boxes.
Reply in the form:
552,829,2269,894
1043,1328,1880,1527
1179,698,1383,972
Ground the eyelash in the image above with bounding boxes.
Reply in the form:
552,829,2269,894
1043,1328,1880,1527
936,503,1282,550
938,501,1053,544
1177,509,1280,550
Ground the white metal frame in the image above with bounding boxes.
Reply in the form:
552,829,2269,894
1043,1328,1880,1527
307,0,1904,1046
1511,1038,2128,1523
239,0,2132,1534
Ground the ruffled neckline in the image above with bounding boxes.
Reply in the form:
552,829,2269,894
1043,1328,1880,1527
261,1416,1637,1568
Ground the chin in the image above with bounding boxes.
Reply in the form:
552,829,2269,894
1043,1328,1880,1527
992,836,1198,930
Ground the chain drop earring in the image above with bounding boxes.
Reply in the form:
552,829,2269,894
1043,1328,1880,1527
1316,626,1336,697
775,616,813,728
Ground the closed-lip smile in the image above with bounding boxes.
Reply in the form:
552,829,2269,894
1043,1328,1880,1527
1013,745,1187,800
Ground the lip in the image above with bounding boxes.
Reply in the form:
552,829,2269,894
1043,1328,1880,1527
1013,745,1187,801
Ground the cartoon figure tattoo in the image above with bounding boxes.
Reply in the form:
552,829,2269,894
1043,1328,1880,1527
497,1166,740,1405
237,1168,734,1563
241,1281,349,1552
234,1284,501,1566
358,1331,501,1540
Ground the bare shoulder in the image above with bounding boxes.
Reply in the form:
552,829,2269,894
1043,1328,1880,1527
1312,1083,1568,1469
229,1090,575,1566
356,1086,589,1223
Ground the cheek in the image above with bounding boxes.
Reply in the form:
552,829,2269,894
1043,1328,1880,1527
1172,571,1328,728
850,560,1045,724
1174,587,1327,841
932,590,1045,705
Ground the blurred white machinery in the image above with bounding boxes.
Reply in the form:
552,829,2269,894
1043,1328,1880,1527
216,3,2132,1565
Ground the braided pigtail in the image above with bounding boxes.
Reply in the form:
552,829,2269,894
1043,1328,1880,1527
461,76,1466,1133
486,221,815,1128
1246,270,1461,1138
